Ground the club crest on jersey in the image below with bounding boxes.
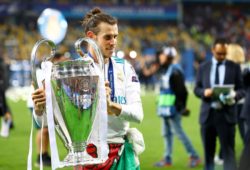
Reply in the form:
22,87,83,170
117,71,124,82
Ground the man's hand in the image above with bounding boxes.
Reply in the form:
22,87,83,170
32,88,46,116
204,88,213,97
219,90,236,105
105,81,121,116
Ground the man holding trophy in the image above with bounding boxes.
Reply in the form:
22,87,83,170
32,7,144,170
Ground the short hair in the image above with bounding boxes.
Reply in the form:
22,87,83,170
51,52,64,62
212,38,228,48
53,52,63,59
81,7,117,35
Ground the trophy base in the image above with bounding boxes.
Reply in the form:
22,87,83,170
62,152,85,166
63,141,87,165
60,152,105,167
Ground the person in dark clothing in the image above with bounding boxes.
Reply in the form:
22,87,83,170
0,56,13,137
194,38,244,170
0,57,8,116
238,67,250,170
144,46,201,168
226,43,247,144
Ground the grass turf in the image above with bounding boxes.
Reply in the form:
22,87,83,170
0,91,244,170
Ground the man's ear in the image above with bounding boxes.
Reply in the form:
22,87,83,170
211,47,215,54
86,31,96,39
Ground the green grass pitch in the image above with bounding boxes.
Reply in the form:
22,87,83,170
0,91,243,170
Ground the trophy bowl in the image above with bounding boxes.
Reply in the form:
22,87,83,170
51,59,99,165
30,38,107,168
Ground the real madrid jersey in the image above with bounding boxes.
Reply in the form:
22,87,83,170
105,57,143,143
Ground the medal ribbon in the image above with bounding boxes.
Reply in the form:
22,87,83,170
108,58,115,102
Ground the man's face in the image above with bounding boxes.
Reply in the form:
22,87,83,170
212,43,227,62
94,22,118,59
159,53,167,65
159,53,172,66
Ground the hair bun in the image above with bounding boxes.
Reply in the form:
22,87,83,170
91,7,102,15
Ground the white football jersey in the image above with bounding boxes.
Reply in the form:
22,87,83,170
105,57,143,143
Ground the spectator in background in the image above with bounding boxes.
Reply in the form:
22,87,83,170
226,44,246,143
194,38,245,170
238,64,250,170
214,43,246,166
144,46,201,168
0,55,13,137
140,55,157,92
27,53,68,167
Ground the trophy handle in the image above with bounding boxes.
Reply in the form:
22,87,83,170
74,37,105,79
30,39,56,89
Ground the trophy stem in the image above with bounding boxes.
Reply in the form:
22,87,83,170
62,141,87,166
69,142,87,153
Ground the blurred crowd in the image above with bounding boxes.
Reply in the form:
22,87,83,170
0,3,250,88
0,0,175,6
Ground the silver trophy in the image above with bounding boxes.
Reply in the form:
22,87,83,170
31,38,105,167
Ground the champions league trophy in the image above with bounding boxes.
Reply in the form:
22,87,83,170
30,38,107,169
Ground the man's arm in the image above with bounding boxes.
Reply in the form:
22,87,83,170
32,88,46,116
234,63,245,101
194,65,205,98
170,69,187,111
194,64,213,100
117,61,143,123
30,87,47,127
243,67,250,87
142,62,159,76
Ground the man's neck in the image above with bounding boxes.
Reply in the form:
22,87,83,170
104,58,109,64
